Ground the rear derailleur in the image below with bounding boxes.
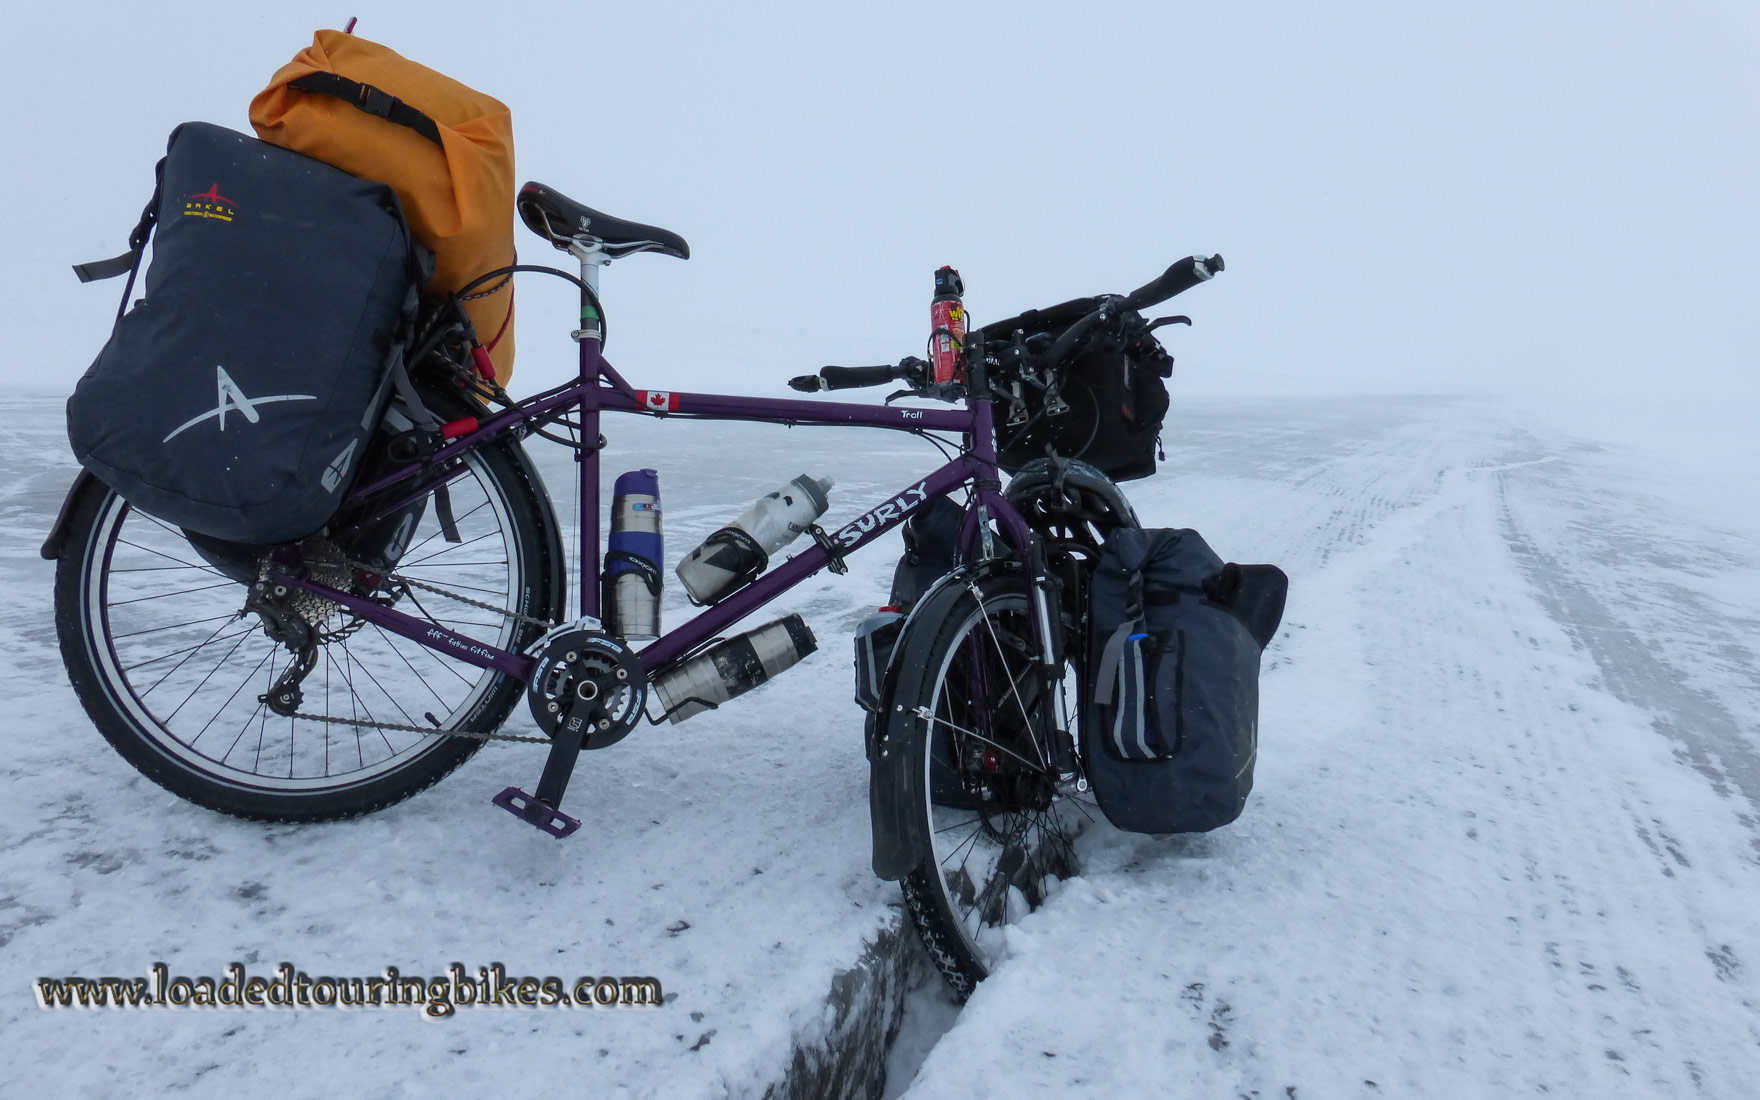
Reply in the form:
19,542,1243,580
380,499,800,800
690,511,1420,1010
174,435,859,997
242,547,378,718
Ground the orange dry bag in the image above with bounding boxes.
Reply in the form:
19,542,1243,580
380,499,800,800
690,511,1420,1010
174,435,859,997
250,29,517,383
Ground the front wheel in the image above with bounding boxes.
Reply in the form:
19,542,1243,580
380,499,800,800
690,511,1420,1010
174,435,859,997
53,415,558,822
894,572,1097,998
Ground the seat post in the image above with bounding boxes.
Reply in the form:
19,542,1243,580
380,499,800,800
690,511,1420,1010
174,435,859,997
569,239,609,620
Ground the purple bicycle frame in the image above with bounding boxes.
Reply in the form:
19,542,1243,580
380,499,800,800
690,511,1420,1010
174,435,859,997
271,332,1038,688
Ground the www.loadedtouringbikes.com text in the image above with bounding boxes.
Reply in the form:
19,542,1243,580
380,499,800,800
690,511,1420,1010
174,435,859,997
35,964,663,1018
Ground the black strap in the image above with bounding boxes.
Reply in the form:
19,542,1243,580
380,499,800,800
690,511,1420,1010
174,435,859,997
73,156,165,323
288,72,444,148
603,551,662,595
73,250,142,284
432,482,462,544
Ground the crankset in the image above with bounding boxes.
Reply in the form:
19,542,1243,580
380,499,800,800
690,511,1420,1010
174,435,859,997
494,622,647,838
522,624,646,749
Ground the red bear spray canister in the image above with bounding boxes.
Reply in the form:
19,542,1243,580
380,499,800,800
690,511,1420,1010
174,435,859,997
929,266,966,385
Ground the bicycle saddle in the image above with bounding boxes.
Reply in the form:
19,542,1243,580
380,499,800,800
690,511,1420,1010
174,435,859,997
517,182,690,260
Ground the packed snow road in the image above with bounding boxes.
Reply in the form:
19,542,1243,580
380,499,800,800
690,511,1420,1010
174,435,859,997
898,397,1760,1098
1,395,1756,1098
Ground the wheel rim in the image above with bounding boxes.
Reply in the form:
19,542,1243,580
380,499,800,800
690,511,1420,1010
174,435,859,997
80,454,526,794
919,588,1096,974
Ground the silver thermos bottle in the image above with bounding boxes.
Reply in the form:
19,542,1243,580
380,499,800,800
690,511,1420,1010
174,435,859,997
651,614,819,723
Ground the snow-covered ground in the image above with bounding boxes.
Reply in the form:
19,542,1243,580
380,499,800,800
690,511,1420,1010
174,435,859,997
3,394,1758,1098
901,397,1760,1098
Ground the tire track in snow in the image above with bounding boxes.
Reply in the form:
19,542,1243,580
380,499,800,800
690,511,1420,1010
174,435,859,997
1495,448,1760,829
899,407,1760,1098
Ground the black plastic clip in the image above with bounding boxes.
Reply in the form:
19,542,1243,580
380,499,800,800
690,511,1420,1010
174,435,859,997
808,524,849,575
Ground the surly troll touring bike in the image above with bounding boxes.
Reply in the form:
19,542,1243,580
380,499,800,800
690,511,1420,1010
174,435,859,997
47,179,1223,993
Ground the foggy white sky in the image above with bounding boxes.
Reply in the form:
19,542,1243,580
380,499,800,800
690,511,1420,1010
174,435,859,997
6,1,1756,430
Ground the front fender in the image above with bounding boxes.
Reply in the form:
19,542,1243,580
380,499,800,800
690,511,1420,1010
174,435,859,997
867,559,1018,880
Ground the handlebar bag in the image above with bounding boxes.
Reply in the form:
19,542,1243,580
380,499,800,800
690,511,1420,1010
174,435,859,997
68,122,428,546
1085,528,1288,833
984,298,1173,482
250,28,517,384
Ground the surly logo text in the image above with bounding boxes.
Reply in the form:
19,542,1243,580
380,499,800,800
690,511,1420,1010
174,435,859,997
834,482,930,548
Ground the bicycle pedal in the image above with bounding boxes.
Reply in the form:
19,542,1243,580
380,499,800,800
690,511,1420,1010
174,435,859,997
491,786,581,838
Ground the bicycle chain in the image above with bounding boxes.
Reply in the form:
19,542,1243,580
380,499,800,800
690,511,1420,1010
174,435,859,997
284,554,557,743
289,709,554,744
384,568,553,630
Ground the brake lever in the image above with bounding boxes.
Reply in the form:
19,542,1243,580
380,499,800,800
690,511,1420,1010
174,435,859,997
884,380,966,405
1144,315,1192,332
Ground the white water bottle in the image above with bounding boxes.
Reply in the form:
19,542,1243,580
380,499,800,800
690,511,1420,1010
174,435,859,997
675,474,835,604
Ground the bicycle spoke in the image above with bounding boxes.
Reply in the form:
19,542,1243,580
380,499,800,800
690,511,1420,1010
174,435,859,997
399,527,500,568
396,498,494,563
367,623,455,705
397,559,508,569
115,537,231,578
114,612,240,641
110,581,236,607
191,642,276,747
916,705,1046,774
343,643,400,756
133,618,247,695
967,591,1045,764
343,645,422,728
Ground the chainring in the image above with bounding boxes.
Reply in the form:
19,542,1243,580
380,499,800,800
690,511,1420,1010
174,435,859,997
524,627,646,749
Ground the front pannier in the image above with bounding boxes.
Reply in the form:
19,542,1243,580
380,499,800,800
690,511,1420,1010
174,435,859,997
1085,528,1288,834
67,122,426,545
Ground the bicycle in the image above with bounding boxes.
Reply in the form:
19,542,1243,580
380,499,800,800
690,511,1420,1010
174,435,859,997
45,179,1222,994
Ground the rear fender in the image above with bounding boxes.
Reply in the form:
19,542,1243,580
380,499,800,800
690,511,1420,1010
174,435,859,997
40,470,97,560
500,435,568,624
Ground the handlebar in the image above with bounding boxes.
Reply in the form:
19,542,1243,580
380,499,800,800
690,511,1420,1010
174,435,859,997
1122,254,1224,311
789,358,927,392
790,255,1222,393
1035,254,1224,369
1039,305,1114,372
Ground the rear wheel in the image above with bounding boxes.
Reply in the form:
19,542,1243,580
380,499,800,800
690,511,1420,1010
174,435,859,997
53,416,557,822
896,573,1097,998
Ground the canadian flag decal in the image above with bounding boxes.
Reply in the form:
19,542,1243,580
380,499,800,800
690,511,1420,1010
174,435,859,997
639,390,679,412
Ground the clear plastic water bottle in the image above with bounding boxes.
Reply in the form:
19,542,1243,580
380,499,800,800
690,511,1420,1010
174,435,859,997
675,474,834,605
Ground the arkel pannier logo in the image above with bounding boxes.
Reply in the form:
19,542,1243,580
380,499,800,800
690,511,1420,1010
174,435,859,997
183,183,238,222
162,366,316,443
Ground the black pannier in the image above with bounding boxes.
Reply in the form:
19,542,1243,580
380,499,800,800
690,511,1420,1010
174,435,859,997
1085,528,1288,834
67,122,428,545
982,298,1174,482
887,494,964,612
